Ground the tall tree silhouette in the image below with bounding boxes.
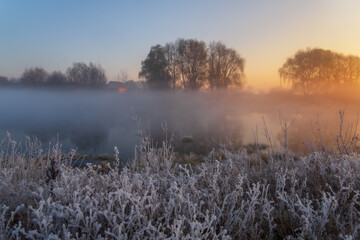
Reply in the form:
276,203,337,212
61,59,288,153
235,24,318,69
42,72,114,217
21,67,48,85
208,41,245,89
164,42,179,90
140,38,246,90
176,39,208,90
47,71,68,86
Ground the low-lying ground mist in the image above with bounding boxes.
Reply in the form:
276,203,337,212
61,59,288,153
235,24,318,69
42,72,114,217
1,87,360,159
1,87,360,238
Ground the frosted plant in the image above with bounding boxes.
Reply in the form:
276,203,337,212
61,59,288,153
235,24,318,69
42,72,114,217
0,133,359,239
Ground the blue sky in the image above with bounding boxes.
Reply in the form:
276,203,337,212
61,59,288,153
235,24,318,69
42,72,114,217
1,0,360,90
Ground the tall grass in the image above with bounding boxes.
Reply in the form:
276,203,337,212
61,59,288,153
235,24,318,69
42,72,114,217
0,130,359,239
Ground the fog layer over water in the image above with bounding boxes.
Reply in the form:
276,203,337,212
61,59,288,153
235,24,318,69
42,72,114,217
1,88,359,159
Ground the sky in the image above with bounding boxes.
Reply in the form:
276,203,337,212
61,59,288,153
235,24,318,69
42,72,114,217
1,0,360,90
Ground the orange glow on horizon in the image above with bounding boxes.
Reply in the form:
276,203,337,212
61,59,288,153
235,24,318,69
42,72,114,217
118,88,127,92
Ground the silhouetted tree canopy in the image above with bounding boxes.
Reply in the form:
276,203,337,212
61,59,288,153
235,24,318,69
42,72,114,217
279,48,360,94
163,42,179,89
67,62,107,88
47,71,68,86
208,41,245,89
139,39,245,91
0,76,9,86
15,63,107,88
21,67,49,85
139,45,172,90
177,39,208,90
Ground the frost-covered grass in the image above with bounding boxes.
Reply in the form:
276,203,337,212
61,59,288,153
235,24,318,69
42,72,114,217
0,133,360,239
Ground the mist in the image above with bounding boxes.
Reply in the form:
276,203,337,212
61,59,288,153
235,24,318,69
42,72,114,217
1,87,359,160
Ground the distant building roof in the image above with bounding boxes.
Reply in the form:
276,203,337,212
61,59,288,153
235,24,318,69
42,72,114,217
107,80,144,90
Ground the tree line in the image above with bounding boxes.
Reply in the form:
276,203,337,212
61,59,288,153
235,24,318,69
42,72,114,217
0,62,107,88
139,41,360,94
279,48,360,94
1,43,360,94
139,39,245,90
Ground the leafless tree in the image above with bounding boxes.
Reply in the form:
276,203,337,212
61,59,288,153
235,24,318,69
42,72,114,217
208,41,245,89
0,76,9,85
21,67,49,85
47,71,68,86
176,39,208,90
164,42,179,90
140,39,245,91
67,62,107,88
279,48,360,94
116,70,129,82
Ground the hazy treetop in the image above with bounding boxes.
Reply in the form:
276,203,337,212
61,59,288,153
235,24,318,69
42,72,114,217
279,48,360,94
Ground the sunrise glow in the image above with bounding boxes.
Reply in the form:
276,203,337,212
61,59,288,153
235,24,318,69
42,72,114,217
0,1,359,90
1,1,360,238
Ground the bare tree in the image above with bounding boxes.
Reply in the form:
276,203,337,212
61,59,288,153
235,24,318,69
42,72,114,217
116,70,129,82
47,71,68,86
67,62,107,88
208,41,245,89
140,38,246,91
21,67,49,85
279,48,360,94
0,76,9,86
176,39,208,90
342,55,360,85
88,63,107,87
164,42,179,90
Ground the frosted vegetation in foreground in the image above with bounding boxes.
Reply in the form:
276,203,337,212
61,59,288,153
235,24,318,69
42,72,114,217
0,132,359,240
